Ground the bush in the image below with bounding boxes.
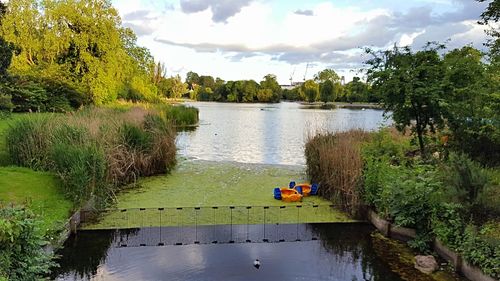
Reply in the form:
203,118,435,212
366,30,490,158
0,206,54,280
440,152,488,210
431,203,466,250
460,225,500,279
387,166,440,229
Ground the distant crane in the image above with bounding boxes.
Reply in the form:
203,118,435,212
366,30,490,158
289,67,296,86
303,63,310,81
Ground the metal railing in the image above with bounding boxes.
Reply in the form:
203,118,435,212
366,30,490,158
80,204,351,230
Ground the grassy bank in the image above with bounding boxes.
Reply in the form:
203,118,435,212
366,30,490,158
0,167,72,233
82,160,354,229
305,128,499,279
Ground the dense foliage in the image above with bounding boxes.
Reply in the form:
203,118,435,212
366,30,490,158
0,206,54,280
0,0,163,111
5,105,198,206
185,72,282,103
306,127,499,278
365,44,499,165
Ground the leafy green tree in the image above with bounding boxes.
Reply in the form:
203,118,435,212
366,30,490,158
314,68,340,83
242,80,259,102
365,45,446,155
478,0,500,58
256,88,273,102
199,75,215,90
160,75,187,99
259,74,281,102
344,77,371,102
301,80,319,103
1,0,159,106
0,37,12,79
443,46,499,165
186,71,200,88
319,80,335,103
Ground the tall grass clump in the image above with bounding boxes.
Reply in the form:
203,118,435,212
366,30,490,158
160,104,199,127
305,130,371,215
5,106,178,207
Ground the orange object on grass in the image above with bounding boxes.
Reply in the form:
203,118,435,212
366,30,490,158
294,183,312,196
280,188,302,202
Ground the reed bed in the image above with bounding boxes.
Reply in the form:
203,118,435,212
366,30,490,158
5,105,188,207
305,130,371,216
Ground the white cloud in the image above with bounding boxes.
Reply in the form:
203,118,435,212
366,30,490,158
112,0,490,84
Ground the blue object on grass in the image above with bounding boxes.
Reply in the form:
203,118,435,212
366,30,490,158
310,183,319,195
295,186,303,194
289,181,296,188
273,187,282,200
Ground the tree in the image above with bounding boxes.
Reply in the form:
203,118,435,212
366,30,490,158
260,74,281,102
186,71,200,88
345,77,370,102
0,37,12,78
301,80,319,103
314,69,340,83
159,75,187,99
443,46,499,165
319,80,335,103
478,0,500,58
199,75,215,90
365,44,446,155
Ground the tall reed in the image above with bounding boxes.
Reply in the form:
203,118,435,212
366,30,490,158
6,106,178,207
305,130,371,216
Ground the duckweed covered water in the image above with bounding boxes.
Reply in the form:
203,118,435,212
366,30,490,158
83,160,353,229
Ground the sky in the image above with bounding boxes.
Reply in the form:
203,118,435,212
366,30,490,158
111,0,492,84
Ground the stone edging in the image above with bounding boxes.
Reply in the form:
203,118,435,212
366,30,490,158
367,209,496,281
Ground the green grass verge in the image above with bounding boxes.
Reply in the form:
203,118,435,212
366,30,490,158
0,166,73,232
83,160,354,229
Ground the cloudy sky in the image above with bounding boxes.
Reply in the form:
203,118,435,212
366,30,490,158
112,0,491,84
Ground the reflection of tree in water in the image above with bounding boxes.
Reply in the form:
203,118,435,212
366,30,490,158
309,223,402,281
51,229,139,280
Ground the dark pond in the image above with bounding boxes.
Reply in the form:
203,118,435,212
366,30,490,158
53,223,404,281
177,102,389,165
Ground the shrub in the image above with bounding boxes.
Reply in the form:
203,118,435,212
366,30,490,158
460,224,500,279
440,152,488,209
0,206,54,280
387,166,440,229
431,203,466,250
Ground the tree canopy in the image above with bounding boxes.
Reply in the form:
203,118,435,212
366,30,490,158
0,0,161,110
365,44,447,155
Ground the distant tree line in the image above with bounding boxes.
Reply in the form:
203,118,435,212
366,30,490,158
184,72,282,103
283,69,379,103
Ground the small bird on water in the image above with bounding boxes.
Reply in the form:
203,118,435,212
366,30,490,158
253,259,261,269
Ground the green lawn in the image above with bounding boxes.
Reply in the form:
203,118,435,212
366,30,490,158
1,115,72,233
0,166,73,232
83,160,354,229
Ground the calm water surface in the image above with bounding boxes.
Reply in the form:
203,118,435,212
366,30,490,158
54,224,403,281
177,102,389,165
54,103,401,281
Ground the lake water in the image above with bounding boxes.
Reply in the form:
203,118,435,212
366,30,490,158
53,224,404,281
177,102,389,165
52,102,411,281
